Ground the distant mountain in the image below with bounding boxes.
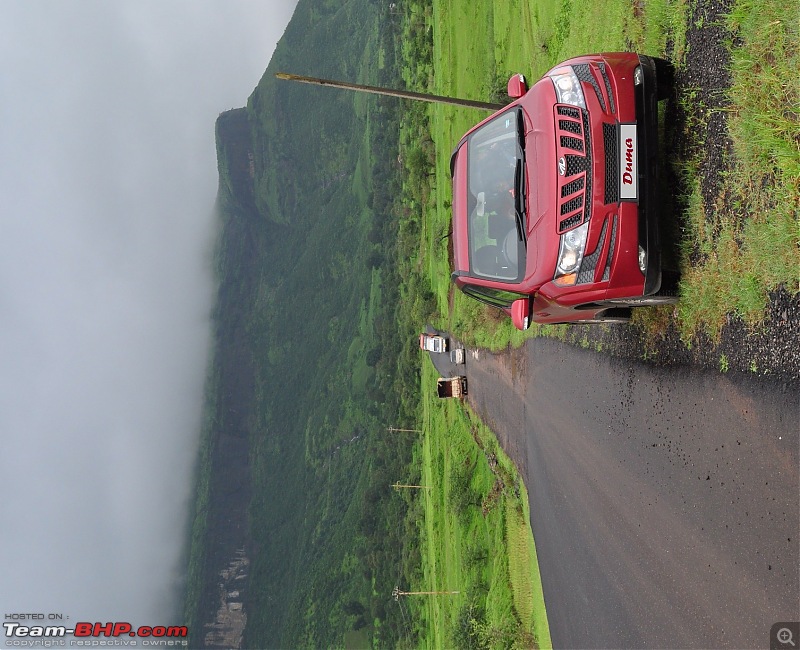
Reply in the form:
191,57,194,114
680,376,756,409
185,0,421,647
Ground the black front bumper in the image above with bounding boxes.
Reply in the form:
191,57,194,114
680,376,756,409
635,55,663,296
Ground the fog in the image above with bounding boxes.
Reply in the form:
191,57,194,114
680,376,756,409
0,0,297,629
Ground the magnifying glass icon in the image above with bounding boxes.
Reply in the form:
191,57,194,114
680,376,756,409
778,628,796,646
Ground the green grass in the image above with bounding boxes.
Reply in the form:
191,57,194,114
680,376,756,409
675,0,799,338
414,358,550,648
185,2,436,646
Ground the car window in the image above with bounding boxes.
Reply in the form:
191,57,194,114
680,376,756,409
466,109,526,282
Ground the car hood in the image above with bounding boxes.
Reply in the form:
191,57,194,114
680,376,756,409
519,81,562,289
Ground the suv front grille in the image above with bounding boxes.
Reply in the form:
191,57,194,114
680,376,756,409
603,123,619,204
561,177,585,197
565,154,590,176
561,195,583,215
555,105,593,234
557,106,580,119
561,136,584,152
559,213,583,231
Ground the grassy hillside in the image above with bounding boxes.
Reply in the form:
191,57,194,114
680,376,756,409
183,1,430,647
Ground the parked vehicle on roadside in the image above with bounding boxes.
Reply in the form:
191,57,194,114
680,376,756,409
437,376,467,399
419,333,448,353
450,348,465,364
449,53,677,327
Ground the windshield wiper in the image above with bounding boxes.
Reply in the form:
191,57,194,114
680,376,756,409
513,159,527,248
516,109,526,162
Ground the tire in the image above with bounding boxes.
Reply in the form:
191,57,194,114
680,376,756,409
659,269,681,294
652,57,675,101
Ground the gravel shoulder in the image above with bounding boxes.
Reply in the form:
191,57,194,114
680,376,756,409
563,287,800,386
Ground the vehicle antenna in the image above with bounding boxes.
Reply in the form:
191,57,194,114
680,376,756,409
275,72,505,111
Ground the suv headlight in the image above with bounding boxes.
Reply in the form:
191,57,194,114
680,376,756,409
548,67,586,109
554,222,589,286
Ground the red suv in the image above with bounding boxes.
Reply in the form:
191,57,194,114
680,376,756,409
450,53,675,328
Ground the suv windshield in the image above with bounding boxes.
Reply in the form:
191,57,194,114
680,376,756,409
466,109,526,282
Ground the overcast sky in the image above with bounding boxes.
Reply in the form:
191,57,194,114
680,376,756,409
0,0,297,631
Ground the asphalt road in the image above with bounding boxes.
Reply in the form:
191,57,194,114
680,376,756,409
429,338,799,649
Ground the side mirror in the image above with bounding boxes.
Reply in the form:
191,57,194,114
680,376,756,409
511,298,531,330
507,74,528,99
